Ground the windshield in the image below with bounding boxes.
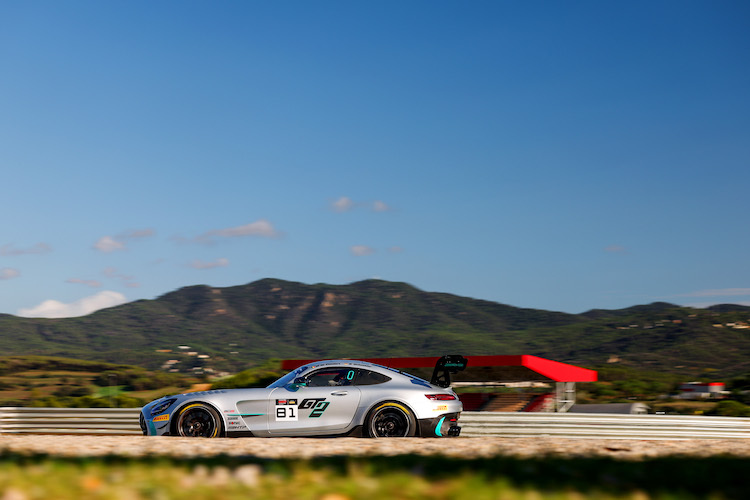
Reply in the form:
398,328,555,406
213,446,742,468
266,367,306,388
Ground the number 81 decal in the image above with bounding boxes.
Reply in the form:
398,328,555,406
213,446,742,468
275,399,298,421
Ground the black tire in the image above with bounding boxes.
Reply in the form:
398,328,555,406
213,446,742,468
365,401,417,438
174,403,223,438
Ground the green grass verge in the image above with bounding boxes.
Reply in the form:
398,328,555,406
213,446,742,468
0,454,747,500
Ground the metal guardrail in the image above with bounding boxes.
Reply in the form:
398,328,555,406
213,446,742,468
460,412,750,439
0,407,142,435
1,408,749,439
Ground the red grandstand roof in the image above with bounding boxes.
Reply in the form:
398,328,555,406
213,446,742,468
280,355,597,383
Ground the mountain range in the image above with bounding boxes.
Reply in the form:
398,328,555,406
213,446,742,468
1,278,749,377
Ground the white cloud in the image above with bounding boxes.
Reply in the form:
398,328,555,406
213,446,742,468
331,196,355,212
350,245,375,256
388,246,404,253
0,243,52,256
93,228,155,253
677,288,750,298
604,245,627,254
331,197,393,213
196,219,281,243
189,258,230,269
102,266,118,277
102,266,134,281
93,236,126,253
212,220,279,238
373,200,391,212
121,228,154,239
0,268,20,280
680,300,750,308
101,266,138,288
66,278,102,288
17,291,128,318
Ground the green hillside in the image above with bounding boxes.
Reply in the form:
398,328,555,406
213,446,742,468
1,278,749,377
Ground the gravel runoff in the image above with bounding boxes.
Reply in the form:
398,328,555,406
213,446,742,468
1,436,749,461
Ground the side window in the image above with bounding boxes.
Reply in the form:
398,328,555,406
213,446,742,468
355,369,391,386
306,368,355,387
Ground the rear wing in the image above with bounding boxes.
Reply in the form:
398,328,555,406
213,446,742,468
430,355,468,388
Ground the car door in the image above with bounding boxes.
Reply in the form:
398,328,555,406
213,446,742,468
267,367,361,435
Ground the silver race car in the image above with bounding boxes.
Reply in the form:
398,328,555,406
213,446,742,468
140,355,466,438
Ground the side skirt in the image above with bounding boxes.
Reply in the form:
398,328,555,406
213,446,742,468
226,430,255,438
224,426,364,438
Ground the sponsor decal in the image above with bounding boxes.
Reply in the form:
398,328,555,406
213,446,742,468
434,405,448,411
152,414,170,422
300,398,330,418
275,399,298,405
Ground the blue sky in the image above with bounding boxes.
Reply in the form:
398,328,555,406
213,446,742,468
1,1,749,318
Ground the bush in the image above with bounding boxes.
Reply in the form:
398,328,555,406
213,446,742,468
211,360,284,389
53,385,92,397
706,400,750,417
112,394,145,408
94,369,184,391
211,369,282,389
27,394,145,408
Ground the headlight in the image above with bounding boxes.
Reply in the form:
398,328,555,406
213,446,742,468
150,398,177,416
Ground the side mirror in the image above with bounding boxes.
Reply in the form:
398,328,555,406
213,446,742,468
286,377,307,392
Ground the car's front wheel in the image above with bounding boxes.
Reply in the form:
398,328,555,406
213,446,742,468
174,403,222,438
365,402,417,438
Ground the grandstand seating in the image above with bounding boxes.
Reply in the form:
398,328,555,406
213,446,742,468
481,393,534,412
456,393,492,411
457,392,556,412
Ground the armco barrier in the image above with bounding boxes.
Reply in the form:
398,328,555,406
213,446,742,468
0,407,142,435
1,408,749,439
459,412,750,439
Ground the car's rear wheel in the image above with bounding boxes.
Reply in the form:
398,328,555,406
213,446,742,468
174,403,222,438
366,402,417,438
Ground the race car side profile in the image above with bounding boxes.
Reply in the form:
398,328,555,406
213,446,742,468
140,355,467,438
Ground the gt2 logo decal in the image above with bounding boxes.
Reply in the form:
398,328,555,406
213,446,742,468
299,398,330,418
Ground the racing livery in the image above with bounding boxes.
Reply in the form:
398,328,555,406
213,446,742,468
140,355,466,438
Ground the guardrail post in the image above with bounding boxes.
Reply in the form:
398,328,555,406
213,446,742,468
556,382,576,412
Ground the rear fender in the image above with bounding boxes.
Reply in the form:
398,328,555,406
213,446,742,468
365,399,419,437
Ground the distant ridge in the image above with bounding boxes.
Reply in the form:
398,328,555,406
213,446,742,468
1,278,749,376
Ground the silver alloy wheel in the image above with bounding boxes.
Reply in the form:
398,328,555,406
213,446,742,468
368,403,413,437
176,404,221,438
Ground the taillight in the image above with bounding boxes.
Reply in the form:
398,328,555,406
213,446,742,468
425,394,456,401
